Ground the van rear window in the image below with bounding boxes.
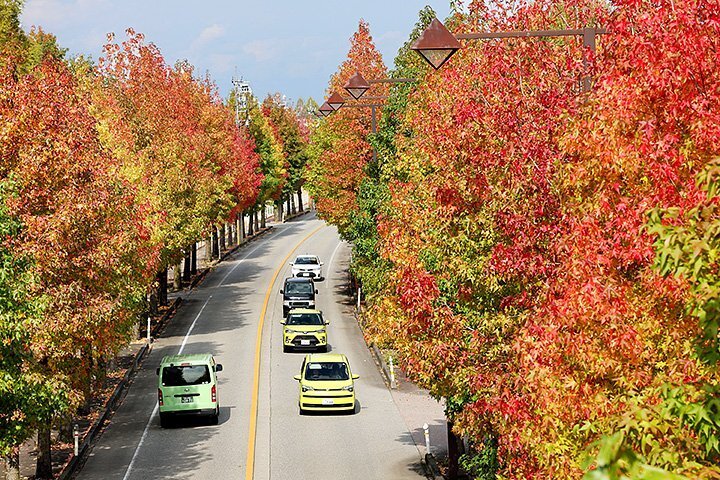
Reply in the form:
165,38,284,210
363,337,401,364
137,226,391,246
162,365,211,386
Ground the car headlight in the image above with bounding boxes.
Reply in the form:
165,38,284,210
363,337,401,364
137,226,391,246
286,329,300,334
342,385,354,392
301,385,314,392
316,329,326,334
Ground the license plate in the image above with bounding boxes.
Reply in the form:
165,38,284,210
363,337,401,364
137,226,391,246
181,396,194,404
322,399,334,406
301,340,311,346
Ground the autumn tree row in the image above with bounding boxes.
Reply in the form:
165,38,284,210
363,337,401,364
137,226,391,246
0,4,307,476
306,1,720,478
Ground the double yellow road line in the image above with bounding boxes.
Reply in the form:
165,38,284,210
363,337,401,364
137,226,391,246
244,225,324,480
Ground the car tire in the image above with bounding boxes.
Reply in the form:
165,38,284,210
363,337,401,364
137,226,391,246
299,406,306,416
160,412,172,428
283,345,290,353
318,345,327,353
209,407,219,425
282,307,289,317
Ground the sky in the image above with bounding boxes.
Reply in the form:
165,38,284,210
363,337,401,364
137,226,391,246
20,0,453,104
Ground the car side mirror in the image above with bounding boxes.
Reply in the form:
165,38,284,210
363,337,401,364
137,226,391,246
156,368,160,375
293,375,301,381
215,364,223,372
289,262,293,266
324,321,330,325
280,321,286,325
315,289,319,294
320,262,324,266
279,289,284,294
352,374,360,380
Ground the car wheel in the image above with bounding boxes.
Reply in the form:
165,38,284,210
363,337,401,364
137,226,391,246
283,345,290,353
209,407,219,425
318,345,327,353
282,307,289,317
299,406,306,416
160,412,172,428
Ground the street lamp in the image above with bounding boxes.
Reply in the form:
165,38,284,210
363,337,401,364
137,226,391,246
318,102,334,117
410,18,462,70
344,72,371,100
327,91,346,110
412,18,607,92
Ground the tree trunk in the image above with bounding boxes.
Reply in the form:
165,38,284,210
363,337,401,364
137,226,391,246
191,242,197,275
290,193,296,214
248,210,255,236
4,449,20,480
218,224,226,252
173,261,182,291
236,217,243,244
36,426,52,479
156,269,168,307
447,420,460,480
58,417,73,443
211,226,219,260
286,196,291,216
183,249,191,281
253,209,259,232
276,200,284,223
296,188,304,212
261,205,267,229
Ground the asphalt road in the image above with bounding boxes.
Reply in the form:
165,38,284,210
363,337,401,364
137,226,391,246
77,214,428,480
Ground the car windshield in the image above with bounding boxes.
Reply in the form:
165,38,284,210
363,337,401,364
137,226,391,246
285,282,314,295
161,365,211,386
295,256,318,265
304,362,349,381
287,313,324,326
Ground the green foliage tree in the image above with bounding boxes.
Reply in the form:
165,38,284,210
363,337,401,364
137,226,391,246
0,184,68,478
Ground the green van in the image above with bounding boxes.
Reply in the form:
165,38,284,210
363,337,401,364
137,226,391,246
156,353,222,427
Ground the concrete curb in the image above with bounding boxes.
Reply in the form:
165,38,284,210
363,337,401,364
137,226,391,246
59,342,149,480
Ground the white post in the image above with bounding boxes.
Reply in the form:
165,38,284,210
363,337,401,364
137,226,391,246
146,316,151,344
73,423,79,456
389,356,397,388
357,287,361,310
423,423,431,455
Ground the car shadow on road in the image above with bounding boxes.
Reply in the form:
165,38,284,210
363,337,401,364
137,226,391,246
162,405,234,429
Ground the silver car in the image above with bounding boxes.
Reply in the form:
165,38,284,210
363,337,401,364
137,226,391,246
290,255,323,280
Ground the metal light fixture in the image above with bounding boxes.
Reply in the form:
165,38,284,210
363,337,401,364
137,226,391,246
411,18,462,70
318,102,334,117
343,71,371,100
327,91,346,110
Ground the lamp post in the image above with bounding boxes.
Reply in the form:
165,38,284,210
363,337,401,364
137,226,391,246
411,17,607,92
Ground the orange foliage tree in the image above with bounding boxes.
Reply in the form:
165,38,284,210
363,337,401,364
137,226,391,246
305,20,387,235
309,0,720,477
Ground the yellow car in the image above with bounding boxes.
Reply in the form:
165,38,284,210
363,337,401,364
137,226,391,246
282,309,328,353
293,353,359,414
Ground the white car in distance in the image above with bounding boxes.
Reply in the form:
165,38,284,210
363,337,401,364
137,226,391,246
290,255,323,280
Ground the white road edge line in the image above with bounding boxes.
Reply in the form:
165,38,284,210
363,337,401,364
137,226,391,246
218,238,269,286
325,240,343,289
121,295,212,480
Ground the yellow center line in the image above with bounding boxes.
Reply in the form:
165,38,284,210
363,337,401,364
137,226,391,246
245,224,325,480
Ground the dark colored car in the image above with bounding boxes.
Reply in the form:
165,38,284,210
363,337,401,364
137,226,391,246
280,277,318,317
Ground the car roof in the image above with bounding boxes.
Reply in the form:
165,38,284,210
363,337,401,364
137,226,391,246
287,308,322,314
295,254,318,259
160,353,214,365
284,276,314,284
305,353,348,363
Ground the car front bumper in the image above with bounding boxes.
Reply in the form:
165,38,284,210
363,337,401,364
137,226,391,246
299,391,355,411
284,332,327,348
